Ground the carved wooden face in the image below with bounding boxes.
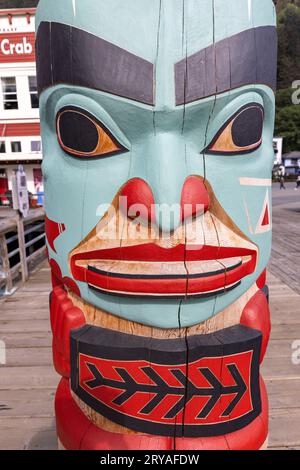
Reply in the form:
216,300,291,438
37,0,277,328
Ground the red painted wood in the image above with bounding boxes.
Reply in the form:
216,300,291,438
50,285,85,377
181,175,210,219
56,377,174,450
176,435,229,450
120,178,156,223
71,243,256,296
225,377,268,450
256,268,267,289
55,376,268,450
71,243,256,264
55,378,91,451
176,377,268,450
71,251,254,296
119,176,210,224
49,258,63,288
62,277,81,297
261,206,270,226
240,290,271,363
45,216,65,253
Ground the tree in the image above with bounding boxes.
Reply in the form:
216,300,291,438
277,3,300,89
275,105,300,152
274,1,300,152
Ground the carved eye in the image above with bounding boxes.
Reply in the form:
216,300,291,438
56,107,126,158
206,104,264,155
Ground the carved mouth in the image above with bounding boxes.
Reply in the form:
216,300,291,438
70,244,257,298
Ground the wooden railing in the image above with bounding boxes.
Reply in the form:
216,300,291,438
0,209,46,296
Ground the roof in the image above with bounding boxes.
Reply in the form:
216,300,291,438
0,0,38,9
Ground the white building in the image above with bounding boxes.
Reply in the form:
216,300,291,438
273,137,283,166
0,6,42,206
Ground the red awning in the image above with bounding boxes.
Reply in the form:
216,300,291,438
0,122,40,137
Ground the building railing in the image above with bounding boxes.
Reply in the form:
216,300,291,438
0,208,46,296
0,193,45,209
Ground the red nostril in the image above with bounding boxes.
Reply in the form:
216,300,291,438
120,178,156,223
181,176,210,221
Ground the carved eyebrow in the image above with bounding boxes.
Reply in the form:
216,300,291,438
175,26,277,106
36,22,155,105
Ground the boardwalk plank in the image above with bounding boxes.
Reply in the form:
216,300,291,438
0,366,58,390
5,347,53,367
271,324,300,340
0,417,57,450
269,409,300,448
267,339,299,358
266,379,300,410
0,389,55,417
262,356,300,380
1,332,52,348
0,310,50,321
0,319,51,333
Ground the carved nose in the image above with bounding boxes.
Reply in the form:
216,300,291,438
120,176,210,228
120,178,156,224
180,176,210,221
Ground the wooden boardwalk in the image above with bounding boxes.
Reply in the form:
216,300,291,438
1,244,300,448
0,263,58,450
269,200,300,295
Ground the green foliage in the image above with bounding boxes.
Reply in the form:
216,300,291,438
276,87,294,107
275,103,300,152
277,3,300,89
275,1,300,152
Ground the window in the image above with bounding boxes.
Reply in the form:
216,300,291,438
33,168,43,189
1,77,18,110
31,140,42,153
29,76,39,109
0,141,5,153
11,141,22,153
0,169,9,206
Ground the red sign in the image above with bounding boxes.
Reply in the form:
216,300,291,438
0,32,35,63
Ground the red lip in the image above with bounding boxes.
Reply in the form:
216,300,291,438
70,244,257,298
71,244,255,263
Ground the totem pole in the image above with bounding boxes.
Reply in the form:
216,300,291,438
36,0,277,450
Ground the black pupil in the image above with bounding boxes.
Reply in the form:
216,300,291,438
231,106,263,148
59,111,99,153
